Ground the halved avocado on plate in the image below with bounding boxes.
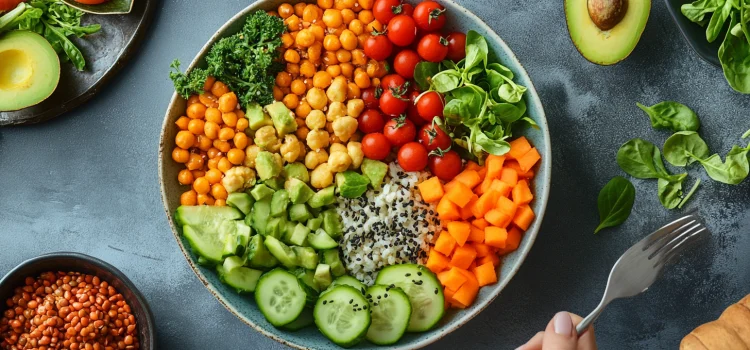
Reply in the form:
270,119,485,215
565,0,651,65
0,31,60,112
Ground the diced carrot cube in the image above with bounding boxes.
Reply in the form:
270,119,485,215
447,221,471,247
477,254,501,267
417,177,444,203
467,261,477,272
468,225,485,243
450,244,477,269
486,155,505,180
518,147,541,173
456,266,478,285
484,226,508,249
460,195,477,220
443,180,458,194
440,267,468,291
471,218,489,230
512,180,534,205
453,170,482,189
490,179,513,197
444,181,474,208
498,226,523,255
474,262,498,286
465,161,481,172
477,167,487,182
508,136,532,160
473,243,493,257
476,177,492,195
500,168,518,187
452,274,479,307
434,231,457,256
485,209,513,228
504,160,535,179
437,197,461,221
496,195,518,218
513,205,535,231
471,190,499,218
426,250,451,273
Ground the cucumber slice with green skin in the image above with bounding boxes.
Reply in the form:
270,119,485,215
314,285,371,347
196,255,215,267
374,264,444,332
292,268,319,306
306,217,323,231
223,256,245,272
314,264,333,290
220,266,263,294
251,198,272,236
175,206,243,226
292,246,319,270
308,229,338,250
255,269,307,327
264,236,298,269
244,235,278,269
226,193,254,215
320,249,346,277
321,275,366,296
183,225,224,263
365,285,412,345
282,308,315,331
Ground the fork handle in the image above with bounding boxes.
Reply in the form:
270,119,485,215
576,299,607,335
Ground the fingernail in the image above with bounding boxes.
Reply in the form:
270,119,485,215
553,312,573,335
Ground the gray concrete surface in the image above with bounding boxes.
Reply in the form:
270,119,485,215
1,0,749,349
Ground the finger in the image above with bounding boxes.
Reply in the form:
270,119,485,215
541,312,578,350
516,332,544,350
568,313,598,350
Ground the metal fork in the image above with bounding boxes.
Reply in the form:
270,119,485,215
576,214,709,335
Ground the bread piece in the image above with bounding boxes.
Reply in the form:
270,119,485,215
680,294,750,350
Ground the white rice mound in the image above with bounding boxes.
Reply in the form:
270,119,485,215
337,162,441,285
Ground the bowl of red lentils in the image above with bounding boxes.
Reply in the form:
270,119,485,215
0,253,155,350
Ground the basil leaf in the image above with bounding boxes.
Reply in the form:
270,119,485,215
464,30,488,71
678,178,702,209
707,0,734,42
657,174,687,209
414,61,440,91
663,131,711,166
595,176,636,234
636,101,701,132
718,14,750,93
616,138,669,179
432,69,462,93
696,145,750,184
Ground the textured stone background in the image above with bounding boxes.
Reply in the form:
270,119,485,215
1,0,749,349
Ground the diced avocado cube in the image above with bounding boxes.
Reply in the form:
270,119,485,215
288,178,315,204
244,235,278,269
285,223,309,246
270,190,290,217
265,216,286,239
322,209,343,239
308,228,339,250
320,249,346,277
284,162,309,183
361,159,388,188
306,217,323,231
263,236,297,269
226,193,254,215
246,103,273,131
314,264,333,289
250,184,275,201
289,203,312,222
256,151,282,181
265,101,297,137
308,186,336,209
251,198,271,236
265,176,285,191
292,247,319,270
335,171,370,198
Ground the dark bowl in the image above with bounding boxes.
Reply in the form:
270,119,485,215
0,252,155,349
664,0,722,67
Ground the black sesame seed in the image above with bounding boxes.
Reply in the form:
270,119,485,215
377,296,381,299
434,288,439,294
417,272,422,276
405,273,411,277
323,300,327,305
349,299,353,304
384,293,388,298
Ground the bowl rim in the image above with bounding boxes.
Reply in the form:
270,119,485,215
158,0,552,348
0,252,157,349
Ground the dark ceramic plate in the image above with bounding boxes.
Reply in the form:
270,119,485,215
0,252,156,349
0,0,155,126
664,0,722,67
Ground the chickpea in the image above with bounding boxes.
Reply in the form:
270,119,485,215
323,34,342,51
332,116,358,142
213,140,231,153
330,143,347,154
296,101,312,118
180,190,198,206
204,121,220,140
306,110,326,130
218,157,233,173
318,0,333,9
218,92,238,113
211,184,229,200
219,127,235,141
323,51,339,66
203,76,216,91
339,30,357,50
306,129,330,151
278,3,294,18
348,19,364,35
276,72,292,87
366,19,383,33
310,163,334,188
347,82,361,99
306,87,329,110
336,49,352,63
197,193,214,205
328,150,352,173
341,8,356,23
193,169,206,178
175,116,190,130
322,9,343,27
327,101,346,121
282,93,300,109
233,133,249,149
197,134,212,151
254,125,280,150
199,93,219,108
287,63,300,75
211,81,230,97
215,199,227,206
310,24,325,41
300,60,316,78
354,69,371,88
273,86,285,101
347,141,364,169
281,32,294,48
303,4,320,22
326,77,348,103
187,103,206,119
187,119,205,135
244,145,261,168
308,42,323,62
358,0,374,9
294,2,306,16
326,64,342,77
291,79,307,95
227,149,245,165
207,147,222,159
175,131,195,149
340,62,354,78
188,95,200,105
358,10,374,23
172,148,189,163
205,169,223,184
222,112,238,127
193,177,210,194
280,135,303,163
352,49,367,66
296,29,315,48
178,169,194,185
204,107,221,123
347,99,365,118
236,117,249,132
357,33,369,49
284,49,301,63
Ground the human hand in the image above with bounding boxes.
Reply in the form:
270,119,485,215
516,312,598,350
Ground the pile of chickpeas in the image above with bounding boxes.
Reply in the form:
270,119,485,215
172,79,249,206
0,272,139,350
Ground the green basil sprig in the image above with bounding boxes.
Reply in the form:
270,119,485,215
636,101,701,132
595,177,636,234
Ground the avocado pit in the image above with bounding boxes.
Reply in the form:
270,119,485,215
588,0,628,31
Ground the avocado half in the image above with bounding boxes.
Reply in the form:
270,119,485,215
0,30,61,112
565,0,651,65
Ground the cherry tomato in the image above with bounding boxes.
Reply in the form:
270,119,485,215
398,3,414,17
381,74,406,90
416,91,444,122
428,150,462,180
417,33,449,63
364,34,393,61
387,15,417,47
361,87,381,109
413,1,446,32
362,133,391,160
418,123,451,151
398,142,429,172
373,0,401,25
379,88,409,116
0,0,24,11
358,109,386,134
393,50,421,79
446,32,467,61
405,89,426,126
383,117,417,147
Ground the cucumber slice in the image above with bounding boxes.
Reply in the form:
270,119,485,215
223,256,245,272
264,236,298,269
292,246,319,270
314,285,371,347
320,249,346,277
220,266,263,294
306,217,323,231
321,275,366,296
255,269,307,327
175,206,243,226
244,235,278,269
282,308,314,331
183,225,224,263
365,285,412,345
292,268,319,306
314,264,332,290
308,229,338,250
374,264,444,332
251,198,272,236
226,193,254,215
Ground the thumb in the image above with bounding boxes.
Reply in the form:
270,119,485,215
542,312,577,350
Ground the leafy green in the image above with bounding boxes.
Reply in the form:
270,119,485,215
682,0,721,23
657,174,688,209
169,11,285,107
695,145,750,184
743,128,750,139
414,61,439,91
719,14,750,93
663,131,710,166
679,178,701,208
464,30,488,72
707,0,735,42
636,101,701,132
595,176,636,234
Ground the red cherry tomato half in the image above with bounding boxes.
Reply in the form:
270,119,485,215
383,117,417,148
362,133,391,160
446,32,467,62
379,88,409,116
373,0,402,25
417,33,449,63
358,109,386,134
381,74,407,90
428,150,463,181
361,87,381,109
387,15,418,47
398,142,429,172
364,34,393,61
413,1,447,32
418,122,452,151
406,90,426,126
393,50,421,79
0,0,24,11
416,91,444,123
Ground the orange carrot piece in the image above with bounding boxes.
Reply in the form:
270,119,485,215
417,177,444,203
433,231,457,256
485,209,513,228
426,250,451,273
490,179,513,197
512,180,534,205
499,168,518,187
496,195,518,218
508,136,532,160
437,197,461,221
518,147,541,173
471,218,489,230
443,287,459,309
465,161,481,172
474,262,498,286
468,225,485,243
450,244,477,269
473,243,493,257
453,170,482,189
441,267,468,291
477,167,487,182
471,190,499,219
447,221,471,247
476,176,492,195
460,195,478,220
504,160,535,179
444,181,474,208
484,226,508,248
498,226,523,255
452,270,479,307
467,261,477,272
477,254,501,267
512,205,535,231
486,155,505,180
